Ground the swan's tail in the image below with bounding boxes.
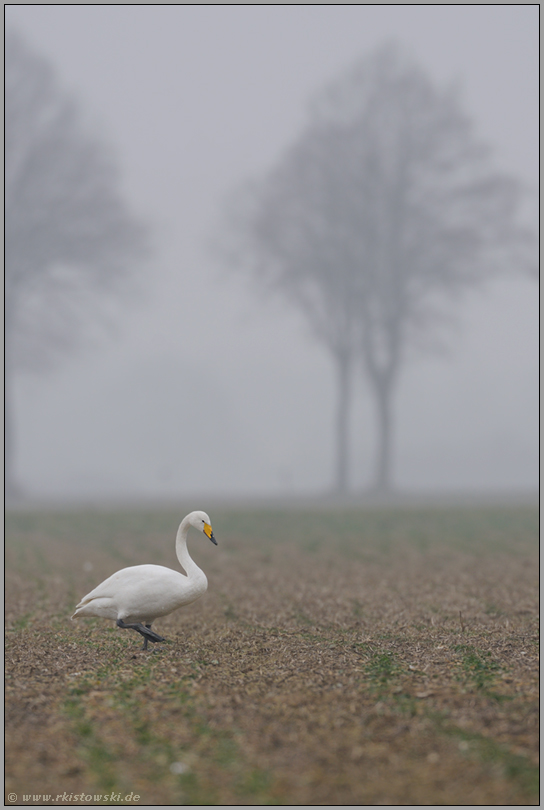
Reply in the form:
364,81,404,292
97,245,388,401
71,596,117,621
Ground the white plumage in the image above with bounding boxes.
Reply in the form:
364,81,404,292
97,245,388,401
72,510,217,648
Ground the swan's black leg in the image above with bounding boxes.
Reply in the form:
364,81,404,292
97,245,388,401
143,624,153,651
117,619,165,649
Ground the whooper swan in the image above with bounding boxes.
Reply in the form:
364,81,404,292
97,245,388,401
71,510,217,649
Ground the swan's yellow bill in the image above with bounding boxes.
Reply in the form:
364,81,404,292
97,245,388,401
203,522,217,544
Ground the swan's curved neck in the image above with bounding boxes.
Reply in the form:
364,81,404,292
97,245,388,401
176,517,205,581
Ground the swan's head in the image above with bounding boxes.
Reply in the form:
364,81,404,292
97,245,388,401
188,510,217,545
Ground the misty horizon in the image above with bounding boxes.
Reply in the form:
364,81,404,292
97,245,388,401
5,6,538,502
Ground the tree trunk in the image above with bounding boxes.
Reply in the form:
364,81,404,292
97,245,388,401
371,373,395,494
334,351,352,494
4,368,20,501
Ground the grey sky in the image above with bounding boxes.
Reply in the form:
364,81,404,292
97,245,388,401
6,5,538,498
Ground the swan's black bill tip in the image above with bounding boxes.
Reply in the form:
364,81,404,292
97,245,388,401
210,532,218,545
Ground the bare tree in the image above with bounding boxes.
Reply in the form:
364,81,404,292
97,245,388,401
221,44,535,494
5,31,148,497
224,131,360,493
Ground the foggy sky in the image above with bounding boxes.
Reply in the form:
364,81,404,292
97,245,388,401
6,5,539,499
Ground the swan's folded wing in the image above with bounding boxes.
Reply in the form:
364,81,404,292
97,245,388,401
71,568,137,618
71,565,186,621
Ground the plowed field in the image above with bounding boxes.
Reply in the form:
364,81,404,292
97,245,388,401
5,505,539,805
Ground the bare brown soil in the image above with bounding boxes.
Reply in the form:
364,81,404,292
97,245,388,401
5,505,539,805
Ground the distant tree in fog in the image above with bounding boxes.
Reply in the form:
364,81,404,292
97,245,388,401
221,44,535,494
5,31,148,497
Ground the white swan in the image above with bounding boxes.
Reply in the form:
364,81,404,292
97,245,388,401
71,510,217,649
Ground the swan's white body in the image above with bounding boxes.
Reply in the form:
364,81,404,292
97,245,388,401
72,511,216,628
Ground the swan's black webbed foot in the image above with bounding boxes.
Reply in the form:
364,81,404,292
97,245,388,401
117,619,166,650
